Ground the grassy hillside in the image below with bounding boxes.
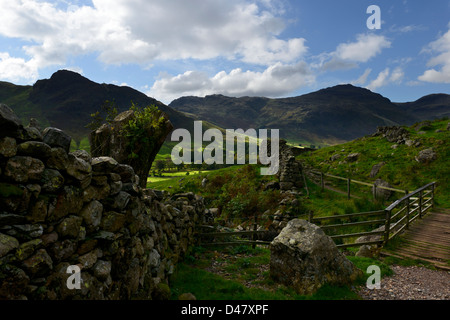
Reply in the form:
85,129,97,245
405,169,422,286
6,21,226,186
297,119,450,208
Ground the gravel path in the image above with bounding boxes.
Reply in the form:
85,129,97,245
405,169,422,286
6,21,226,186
357,265,450,300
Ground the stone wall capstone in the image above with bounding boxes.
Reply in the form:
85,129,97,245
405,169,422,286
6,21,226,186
0,104,204,300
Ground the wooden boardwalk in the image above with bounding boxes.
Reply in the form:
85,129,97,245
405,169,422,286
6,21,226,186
382,210,450,271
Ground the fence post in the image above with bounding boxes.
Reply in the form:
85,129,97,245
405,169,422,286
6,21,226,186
373,184,377,200
347,178,351,200
252,215,258,249
405,192,410,229
384,209,391,245
309,211,313,223
431,183,435,209
419,190,423,218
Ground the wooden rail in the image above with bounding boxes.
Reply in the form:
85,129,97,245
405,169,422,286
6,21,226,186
309,170,408,199
309,181,436,248
197,169,436,250
197,215,274,247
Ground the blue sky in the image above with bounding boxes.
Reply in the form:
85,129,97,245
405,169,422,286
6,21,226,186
0,0,449,104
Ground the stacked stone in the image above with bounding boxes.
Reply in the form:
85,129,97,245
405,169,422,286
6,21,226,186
0,104,203,300
277,140,303,191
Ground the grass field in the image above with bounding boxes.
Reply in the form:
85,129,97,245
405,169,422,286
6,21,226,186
169,245,394,300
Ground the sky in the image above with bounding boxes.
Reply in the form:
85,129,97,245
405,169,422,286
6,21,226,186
0,0,449,105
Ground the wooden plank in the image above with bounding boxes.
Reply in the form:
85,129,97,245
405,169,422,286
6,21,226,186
330,230,384,240
336,240,383,248
320,218,385,230
312,210,384,222
199,230,269,237
200,240,271,246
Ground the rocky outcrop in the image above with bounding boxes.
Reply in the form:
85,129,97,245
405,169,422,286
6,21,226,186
0,105,204,300
373,126,410,144
269,219,362,295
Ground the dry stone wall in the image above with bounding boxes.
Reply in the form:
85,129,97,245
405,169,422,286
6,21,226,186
0,104,204,300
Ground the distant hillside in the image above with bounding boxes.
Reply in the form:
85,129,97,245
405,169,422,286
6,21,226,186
0,70,197,142
395,94,450,121
297,118,450,208
170,84,443,146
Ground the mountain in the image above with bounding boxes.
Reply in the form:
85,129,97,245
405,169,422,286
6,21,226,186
1,71,448,147
395,94,450,121
0,70,197,142
170,84,434,145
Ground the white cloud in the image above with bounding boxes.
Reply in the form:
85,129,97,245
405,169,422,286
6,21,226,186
0,0,308,81
367,68,391,91
0,52,39,83
148,62,315,103
335,33,391,63
366,67,404,91
418,27,450,83
314,33,391,72
352,68,372,86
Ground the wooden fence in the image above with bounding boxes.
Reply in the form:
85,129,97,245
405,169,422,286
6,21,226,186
309,170,408,199
309,181,436,248
197,170,436,249
197,215,274,247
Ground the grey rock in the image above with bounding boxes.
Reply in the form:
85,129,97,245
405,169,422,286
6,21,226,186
0,137,17,158
41,169,65,192
370,162,385,178
80,200,103,232
373,179,393,200
347,152,360,162
66,153,92,183
113,164,135,183
0,104,22,137
91,156,119,173
4,156,45,183
70,149,91,163
57,215,83,239
78,250,98,269
42,127,72,152
0,233,20,258
415,148,437,163
17,141,51,159
330,153,341,161
105,191,130,211
22,249,53,277
0,213,27,227
270,219,362,295
100,211,126,233
93,260,112,280
46,147,69,171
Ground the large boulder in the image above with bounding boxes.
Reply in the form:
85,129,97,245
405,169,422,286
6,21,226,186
270,219,362,295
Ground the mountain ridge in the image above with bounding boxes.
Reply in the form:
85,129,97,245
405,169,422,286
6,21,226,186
0,70,448,146
170,84,448,145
